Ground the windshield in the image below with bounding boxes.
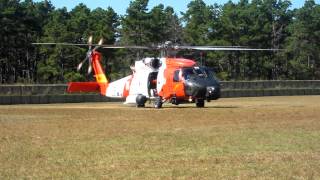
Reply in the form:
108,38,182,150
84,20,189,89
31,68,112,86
182,67,207,80
182,66,218,81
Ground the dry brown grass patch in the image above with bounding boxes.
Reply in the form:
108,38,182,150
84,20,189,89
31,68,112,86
0,96,320,179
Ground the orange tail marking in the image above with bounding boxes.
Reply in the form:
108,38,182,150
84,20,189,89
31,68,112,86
67,51,109,96
91,51,109,95
92,51,108,83
67,82,100,93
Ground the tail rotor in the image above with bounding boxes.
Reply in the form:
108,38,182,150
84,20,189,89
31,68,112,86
88,35,93,49
76,36,104,75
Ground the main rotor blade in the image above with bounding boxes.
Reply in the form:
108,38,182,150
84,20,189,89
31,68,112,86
32,42,110,47
33,42,281,51
179,46,282,51
32,42,92,46
33,43,150,50
101,45,150,49
181,45,246,48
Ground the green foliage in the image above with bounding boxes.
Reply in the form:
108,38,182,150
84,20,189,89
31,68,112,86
286,0,320,79
88,7,119,44
37,54,61,83
64,71,85,82
121,0,150,45
182,0,213,45
0,0,53,83
217,71,229,80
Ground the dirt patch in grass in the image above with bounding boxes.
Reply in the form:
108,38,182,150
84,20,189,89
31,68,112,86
0,96,320,179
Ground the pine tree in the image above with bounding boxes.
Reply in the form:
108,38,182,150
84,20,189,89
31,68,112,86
182,0,213,45
121,0,150,45
286,0,320,79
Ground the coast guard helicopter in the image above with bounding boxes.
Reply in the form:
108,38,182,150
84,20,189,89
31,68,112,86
34,36,278,108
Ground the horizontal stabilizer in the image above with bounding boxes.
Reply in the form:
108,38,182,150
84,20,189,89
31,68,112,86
67,82,100,93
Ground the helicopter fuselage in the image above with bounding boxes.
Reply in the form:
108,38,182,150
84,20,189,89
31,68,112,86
104,56,220,107
68,51,220,108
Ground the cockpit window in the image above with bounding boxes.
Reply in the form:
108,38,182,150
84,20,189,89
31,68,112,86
182,68,195,80
194,67,206,77
182,67,207,80
173,70,180,82
181,66,219,80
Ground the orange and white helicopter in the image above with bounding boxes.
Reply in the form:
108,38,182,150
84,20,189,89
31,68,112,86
34,37,278,108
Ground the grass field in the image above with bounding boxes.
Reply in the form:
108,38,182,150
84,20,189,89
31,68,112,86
0,96,320,179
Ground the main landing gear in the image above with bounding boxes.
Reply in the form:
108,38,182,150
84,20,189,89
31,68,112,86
136,94,162,109
136,95,205,108
136,94,147,108
154,96,163,109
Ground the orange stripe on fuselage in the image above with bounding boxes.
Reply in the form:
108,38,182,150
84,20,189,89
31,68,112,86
122,75,133,98
158,58,196,99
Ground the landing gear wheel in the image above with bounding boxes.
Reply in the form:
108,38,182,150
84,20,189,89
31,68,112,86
137,104,145,108
196,99,205,108
136,94,147,108
154,96,163,109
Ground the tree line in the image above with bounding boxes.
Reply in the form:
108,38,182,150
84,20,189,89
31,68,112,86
0,0,319,83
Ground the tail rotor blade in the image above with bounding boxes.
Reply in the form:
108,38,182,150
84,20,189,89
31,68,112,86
77,61,84,71
88,36,93,49
98,38,103,46
88,36,93,45
77,56,88,71
93,38,104,51
87,62,93,75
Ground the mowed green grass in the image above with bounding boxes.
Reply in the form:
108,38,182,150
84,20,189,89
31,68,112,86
0,96,320,179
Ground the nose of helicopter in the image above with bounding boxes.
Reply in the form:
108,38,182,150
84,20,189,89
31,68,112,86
184,79,221,100
184,79,208,98
206,85,221,100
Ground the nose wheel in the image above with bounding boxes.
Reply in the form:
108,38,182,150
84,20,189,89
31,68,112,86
196,99,205,108
154,96,163,108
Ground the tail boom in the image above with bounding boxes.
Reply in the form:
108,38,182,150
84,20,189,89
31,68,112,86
67,82,108,95
67,51,108,96
67,82,100,93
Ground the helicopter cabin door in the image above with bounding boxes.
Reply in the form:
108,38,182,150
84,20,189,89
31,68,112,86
172,69,185,98
147,72,158,97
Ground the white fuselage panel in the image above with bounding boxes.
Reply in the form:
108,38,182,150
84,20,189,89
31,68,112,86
106,75,131,98
105,57,166,104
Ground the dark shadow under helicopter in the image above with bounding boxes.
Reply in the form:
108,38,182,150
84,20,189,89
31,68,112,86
141,105,239,109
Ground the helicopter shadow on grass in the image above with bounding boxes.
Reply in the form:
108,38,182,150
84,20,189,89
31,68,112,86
143,105,240,109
